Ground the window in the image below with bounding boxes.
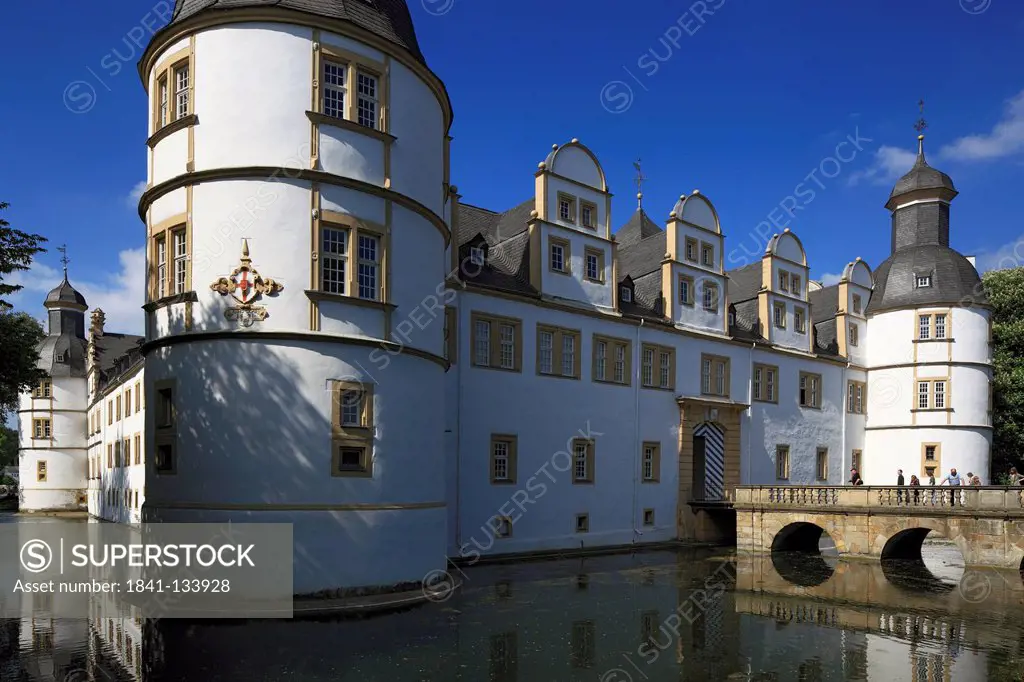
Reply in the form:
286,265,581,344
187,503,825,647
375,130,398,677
154,380,178,475
330,380,373,477
115,441,122,468
123,439,130,467
678,275,694,306
315,43,388,131
469,246,485,266
924,445,937,461
584,248,604,283
685,237,698,262
152,50,193,130
934,381,946,409
356,71,379,129
915,379,949,410
173,230,187,295
581,201,597,229
795,307,806,334
642,509,655,526
108,444,113,469
116,395,122,421
778,271,789,293
150,223,188,301
557,193,576,223
701,354,729,397
333,446,369,476
135,381,141,412
848,323,858,346
549,237,570,274
641,442,660,482
620,286,632,303
357,233,380,300
918,381,930,409
934,314,947,339
816,447,828,481
852,449,862,473
915,274,932,288
134,434,141,465
575,513,589,533
537,325,580,379
34,378,52,399
490,435,518,484
316,218,385,301
492,516,512,538
155,236,167,299
776,445,790,480
773,302,786,329
571,438,595,484
700,242,714,267
37,461,47,483
322,61,347,119
918,314,930,340
702,281,719,313
791,275,801,297
852,294,862,314
752,363,778,403
847,381,865,414
593,335,631,385
125,388,132,417
32,418,51,440
799,372,821,409
641,344,674,389
471,312,522,372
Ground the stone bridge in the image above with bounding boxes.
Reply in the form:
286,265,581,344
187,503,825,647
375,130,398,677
734,485,1024,569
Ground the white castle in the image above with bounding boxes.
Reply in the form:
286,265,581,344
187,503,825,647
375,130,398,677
18,0,992,594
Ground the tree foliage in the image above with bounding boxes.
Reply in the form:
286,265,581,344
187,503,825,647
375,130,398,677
0,426,17,469
0,201,47,310
0,311,45,422
983,268,1024,479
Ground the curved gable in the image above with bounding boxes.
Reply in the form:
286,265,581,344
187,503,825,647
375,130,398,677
671,191,720,233
545,140,607,191
843,259,872,288
767,229,807,265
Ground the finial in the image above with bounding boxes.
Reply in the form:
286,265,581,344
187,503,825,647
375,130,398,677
571,138,579,144
57,244,70,277
632,158,646,210
914,99,928,158
241,238,251,261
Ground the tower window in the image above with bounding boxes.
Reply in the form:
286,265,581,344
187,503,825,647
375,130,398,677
356,71,379,129
173,230,188,295
357,234,380,300
35,378,52,399
915,274,932,288
174,65,190,120
322,61,347,119
152,49,194,132
32,418,52,439
317,220,387,302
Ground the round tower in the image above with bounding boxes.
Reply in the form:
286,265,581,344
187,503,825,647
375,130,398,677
18,270,89,511
864,135,991,484
137,0,453,592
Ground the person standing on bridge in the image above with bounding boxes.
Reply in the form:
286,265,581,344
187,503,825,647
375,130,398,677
1009,467,1023,486
909,474,921,505
849,468,863,486
939,468,962,506
896,469,905,504
966,472,981,486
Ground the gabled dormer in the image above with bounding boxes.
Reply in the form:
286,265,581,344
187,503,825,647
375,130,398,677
529,139,614,309
664,191,727,334
837,258,872,363
758,228,811,352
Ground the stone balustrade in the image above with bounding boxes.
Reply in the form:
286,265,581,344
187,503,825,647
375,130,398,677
734,485,1024,512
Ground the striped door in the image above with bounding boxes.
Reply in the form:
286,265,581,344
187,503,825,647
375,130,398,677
694,422,725,500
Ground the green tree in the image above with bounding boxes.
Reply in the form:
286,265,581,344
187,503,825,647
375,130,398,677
0,201,47,309
0,426,17,469
0,311,45,422
983,267,1024,479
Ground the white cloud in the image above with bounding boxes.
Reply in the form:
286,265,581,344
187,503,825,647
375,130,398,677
819,272,843,286
972,235,1024,274
846,145,918,187
939,89,1024,162
125,180,147,209
7,248,145,336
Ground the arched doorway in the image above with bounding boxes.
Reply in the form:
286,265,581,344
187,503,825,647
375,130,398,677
692,422,725,501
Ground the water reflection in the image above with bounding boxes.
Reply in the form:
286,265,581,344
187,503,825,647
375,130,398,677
4,522,1024,679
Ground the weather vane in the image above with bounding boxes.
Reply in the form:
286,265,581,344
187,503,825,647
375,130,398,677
914,99,927,135
633,158,646,209
57,244,70,276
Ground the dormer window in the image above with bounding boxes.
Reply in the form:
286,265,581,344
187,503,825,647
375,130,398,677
470,246,485,267
557,193,576,224
620,286,632,303
915,274,932,288
580,201,597,229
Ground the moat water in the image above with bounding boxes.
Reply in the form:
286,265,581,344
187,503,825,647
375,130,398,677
3,513,1024,681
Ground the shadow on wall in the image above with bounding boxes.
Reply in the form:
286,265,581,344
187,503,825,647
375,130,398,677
143,304,378,592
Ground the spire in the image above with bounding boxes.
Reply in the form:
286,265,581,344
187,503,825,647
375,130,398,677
633,158,646,210
914,99,928,163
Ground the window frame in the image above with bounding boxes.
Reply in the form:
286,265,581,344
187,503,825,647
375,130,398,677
314,44,388,133
791,275,802,297
34,378,52,399
37,460,47,483
778,270,790,293
571,438,596,484
816,447,828,481
752,363,778,403
470,312,523,372
700,354,730,397
848,322,859,346
852,294,862,314
549,236,571,275
641,441,661,483
315,216,386,302
32,418,52,440
536,324,582,379
592,334,632,386
794,306,806,334
330,379,375,478
490,434,518,484
583,247,604,283
640,343,675,390
846,380,866,414
151,47,193,133
684,237,698,262
773,301,787,329
776,445,790,481
153,379,178,476
798,372,822,409
678,274,695,307
149,220,189,302
580,200,598,229
557,193,577,224
700,241,714,268
702,280,719,313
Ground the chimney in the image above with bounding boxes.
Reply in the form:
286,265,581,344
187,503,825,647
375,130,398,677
90,308,106,338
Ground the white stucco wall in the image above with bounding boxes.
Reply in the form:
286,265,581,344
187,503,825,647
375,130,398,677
18,375,88,511
539,224,614,308
669,263,726,334
88,367,146,524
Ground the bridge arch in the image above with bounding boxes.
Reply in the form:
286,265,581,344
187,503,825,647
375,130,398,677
769,518,844,554
875,518,954,561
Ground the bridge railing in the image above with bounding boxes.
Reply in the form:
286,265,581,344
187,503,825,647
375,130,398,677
734,485,1024,510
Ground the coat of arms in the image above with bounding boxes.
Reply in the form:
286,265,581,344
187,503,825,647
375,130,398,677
210,239,284,327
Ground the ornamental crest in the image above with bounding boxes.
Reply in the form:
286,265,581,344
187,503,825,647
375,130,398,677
209,239,284,327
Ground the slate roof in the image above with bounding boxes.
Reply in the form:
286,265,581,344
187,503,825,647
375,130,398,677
615,209,663,248
867,245,986,314
888,145,956,204
166,0,426,64
94,333,146,394
44,276,87,309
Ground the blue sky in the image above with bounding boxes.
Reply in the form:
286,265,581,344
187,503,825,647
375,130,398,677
2,0,1024,335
